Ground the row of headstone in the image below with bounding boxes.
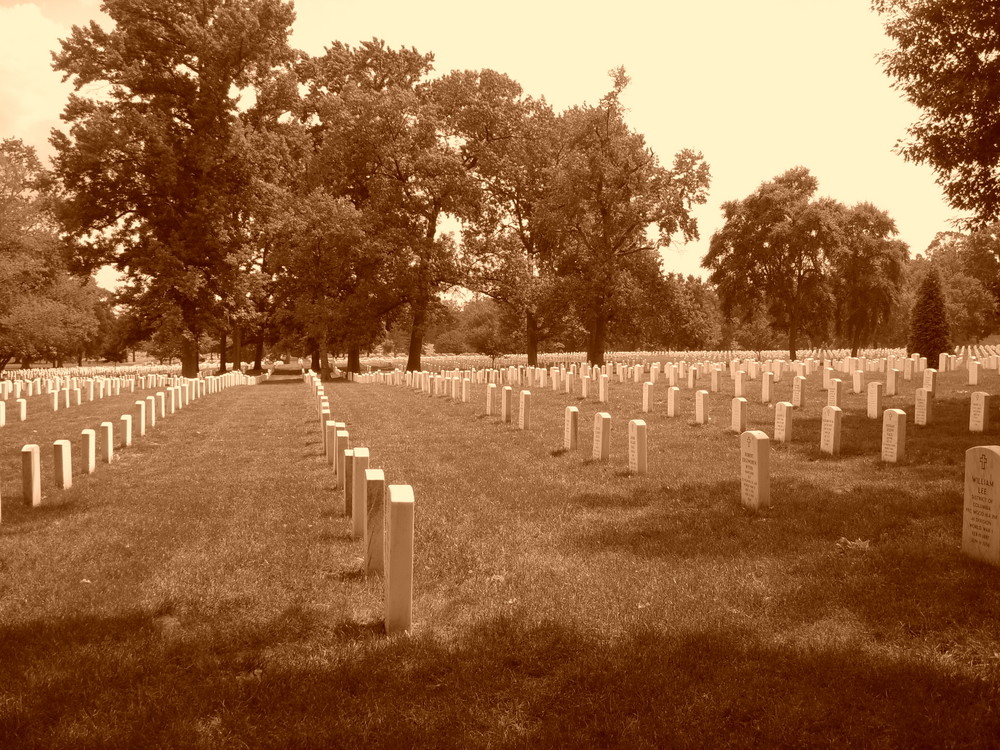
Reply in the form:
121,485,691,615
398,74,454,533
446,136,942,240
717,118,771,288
8,371,264,520
310,371,415,635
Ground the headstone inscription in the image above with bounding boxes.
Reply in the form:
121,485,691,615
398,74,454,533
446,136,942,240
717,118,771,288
970,391,991,433
915,387,933,426
963,446,1000,566
593,412,611,461
881,408,906,463
628,419,647,475
774,402,792,443
820,405,842,455
740,430,770,511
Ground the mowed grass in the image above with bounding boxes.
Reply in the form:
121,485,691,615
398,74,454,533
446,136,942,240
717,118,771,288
1,364,998,748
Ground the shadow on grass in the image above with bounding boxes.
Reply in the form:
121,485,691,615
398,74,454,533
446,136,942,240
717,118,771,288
0,610,996,748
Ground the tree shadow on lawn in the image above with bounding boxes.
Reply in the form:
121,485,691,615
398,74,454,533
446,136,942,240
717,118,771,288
565,478,961,562
0,609,997,748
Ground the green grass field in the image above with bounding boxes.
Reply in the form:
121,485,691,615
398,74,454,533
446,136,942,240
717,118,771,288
0,364,998,748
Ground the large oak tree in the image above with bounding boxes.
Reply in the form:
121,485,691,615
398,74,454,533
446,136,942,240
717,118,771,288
51,0,296,376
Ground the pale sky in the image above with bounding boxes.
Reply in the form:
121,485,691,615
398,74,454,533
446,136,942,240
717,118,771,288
1,0,963,285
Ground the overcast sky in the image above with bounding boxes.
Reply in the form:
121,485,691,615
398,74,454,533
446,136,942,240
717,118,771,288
1,0,963,283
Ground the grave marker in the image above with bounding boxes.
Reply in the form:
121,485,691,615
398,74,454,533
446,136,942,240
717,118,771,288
120,414,132,447
820,405,842,455
385,484,415,634
352,448,370,539
365,469,385,575
970,391,991,433
792,375,805,408
54,440,72,490
501,386,513,423
963,446,1000,566
915,387,933,426
774,401,792,443
100,422,114,464
667,386,680,417
731,397,747,433
695,390,709,424
827,379,842,408
593,412,611,460
22,445,41,506
564,406,579,450
867,382,884,419
642,382,652,413
628,419,647,475
740,430,770,510
519,390,531,430
881,408,906,463
81,429,96,475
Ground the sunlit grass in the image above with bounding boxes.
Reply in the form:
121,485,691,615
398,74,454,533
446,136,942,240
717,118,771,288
0,364,998,748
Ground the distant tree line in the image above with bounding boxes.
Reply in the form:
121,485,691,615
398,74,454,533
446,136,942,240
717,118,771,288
0,0,993,373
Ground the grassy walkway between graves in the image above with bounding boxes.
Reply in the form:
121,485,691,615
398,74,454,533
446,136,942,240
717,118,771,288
1,365,999,748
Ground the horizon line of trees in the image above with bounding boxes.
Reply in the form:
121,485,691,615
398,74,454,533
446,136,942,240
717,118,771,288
2,0,996,374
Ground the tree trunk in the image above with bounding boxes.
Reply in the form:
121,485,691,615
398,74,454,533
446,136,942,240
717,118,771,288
787,317,798,362
232,326,242,371
587,312,608,366
310,344,320,372
218,330,228,374
253,336,264,373
406,298,428,372
526,310,539,367
180,336,199,378
348,343,361,374
319,335,330,381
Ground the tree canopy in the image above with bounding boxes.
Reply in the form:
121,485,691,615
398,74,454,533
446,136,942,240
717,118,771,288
875,0,1000,224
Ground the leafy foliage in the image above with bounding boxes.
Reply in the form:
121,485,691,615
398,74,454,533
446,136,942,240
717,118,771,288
907,266,952,359
875,0,1000,223
51,0,297,375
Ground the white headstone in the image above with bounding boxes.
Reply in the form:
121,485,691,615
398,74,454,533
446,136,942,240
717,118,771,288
593,412,611,461
695,390,709,425
963,446,1000,566
915,387,933,426
564,406,579,450
351,448,370,540
667,386,680,418
866,381,884,419
22,444,41,506
774,401,792,443
970,391,991,433
731,397,747,433
820,405,842,455
54,439,72,490
519,390,531,430
365,468,385,575
791,375,805,408
740,430,770,510
628,419,647,475
385,484,415,634
881,408,906,463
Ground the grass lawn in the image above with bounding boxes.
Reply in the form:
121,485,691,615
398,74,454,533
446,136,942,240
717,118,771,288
1,363,998,748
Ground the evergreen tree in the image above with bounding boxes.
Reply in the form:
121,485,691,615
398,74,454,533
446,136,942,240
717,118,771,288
907,267,952,360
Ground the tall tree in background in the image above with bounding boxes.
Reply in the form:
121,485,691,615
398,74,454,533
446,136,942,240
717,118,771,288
908,266,952,358
875,0,1000,224
51,0,296,376
704,167,841,360
299,39,476,372
436,69,567,365
831,202,908,355
552,69,710,365
0,138,100,370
